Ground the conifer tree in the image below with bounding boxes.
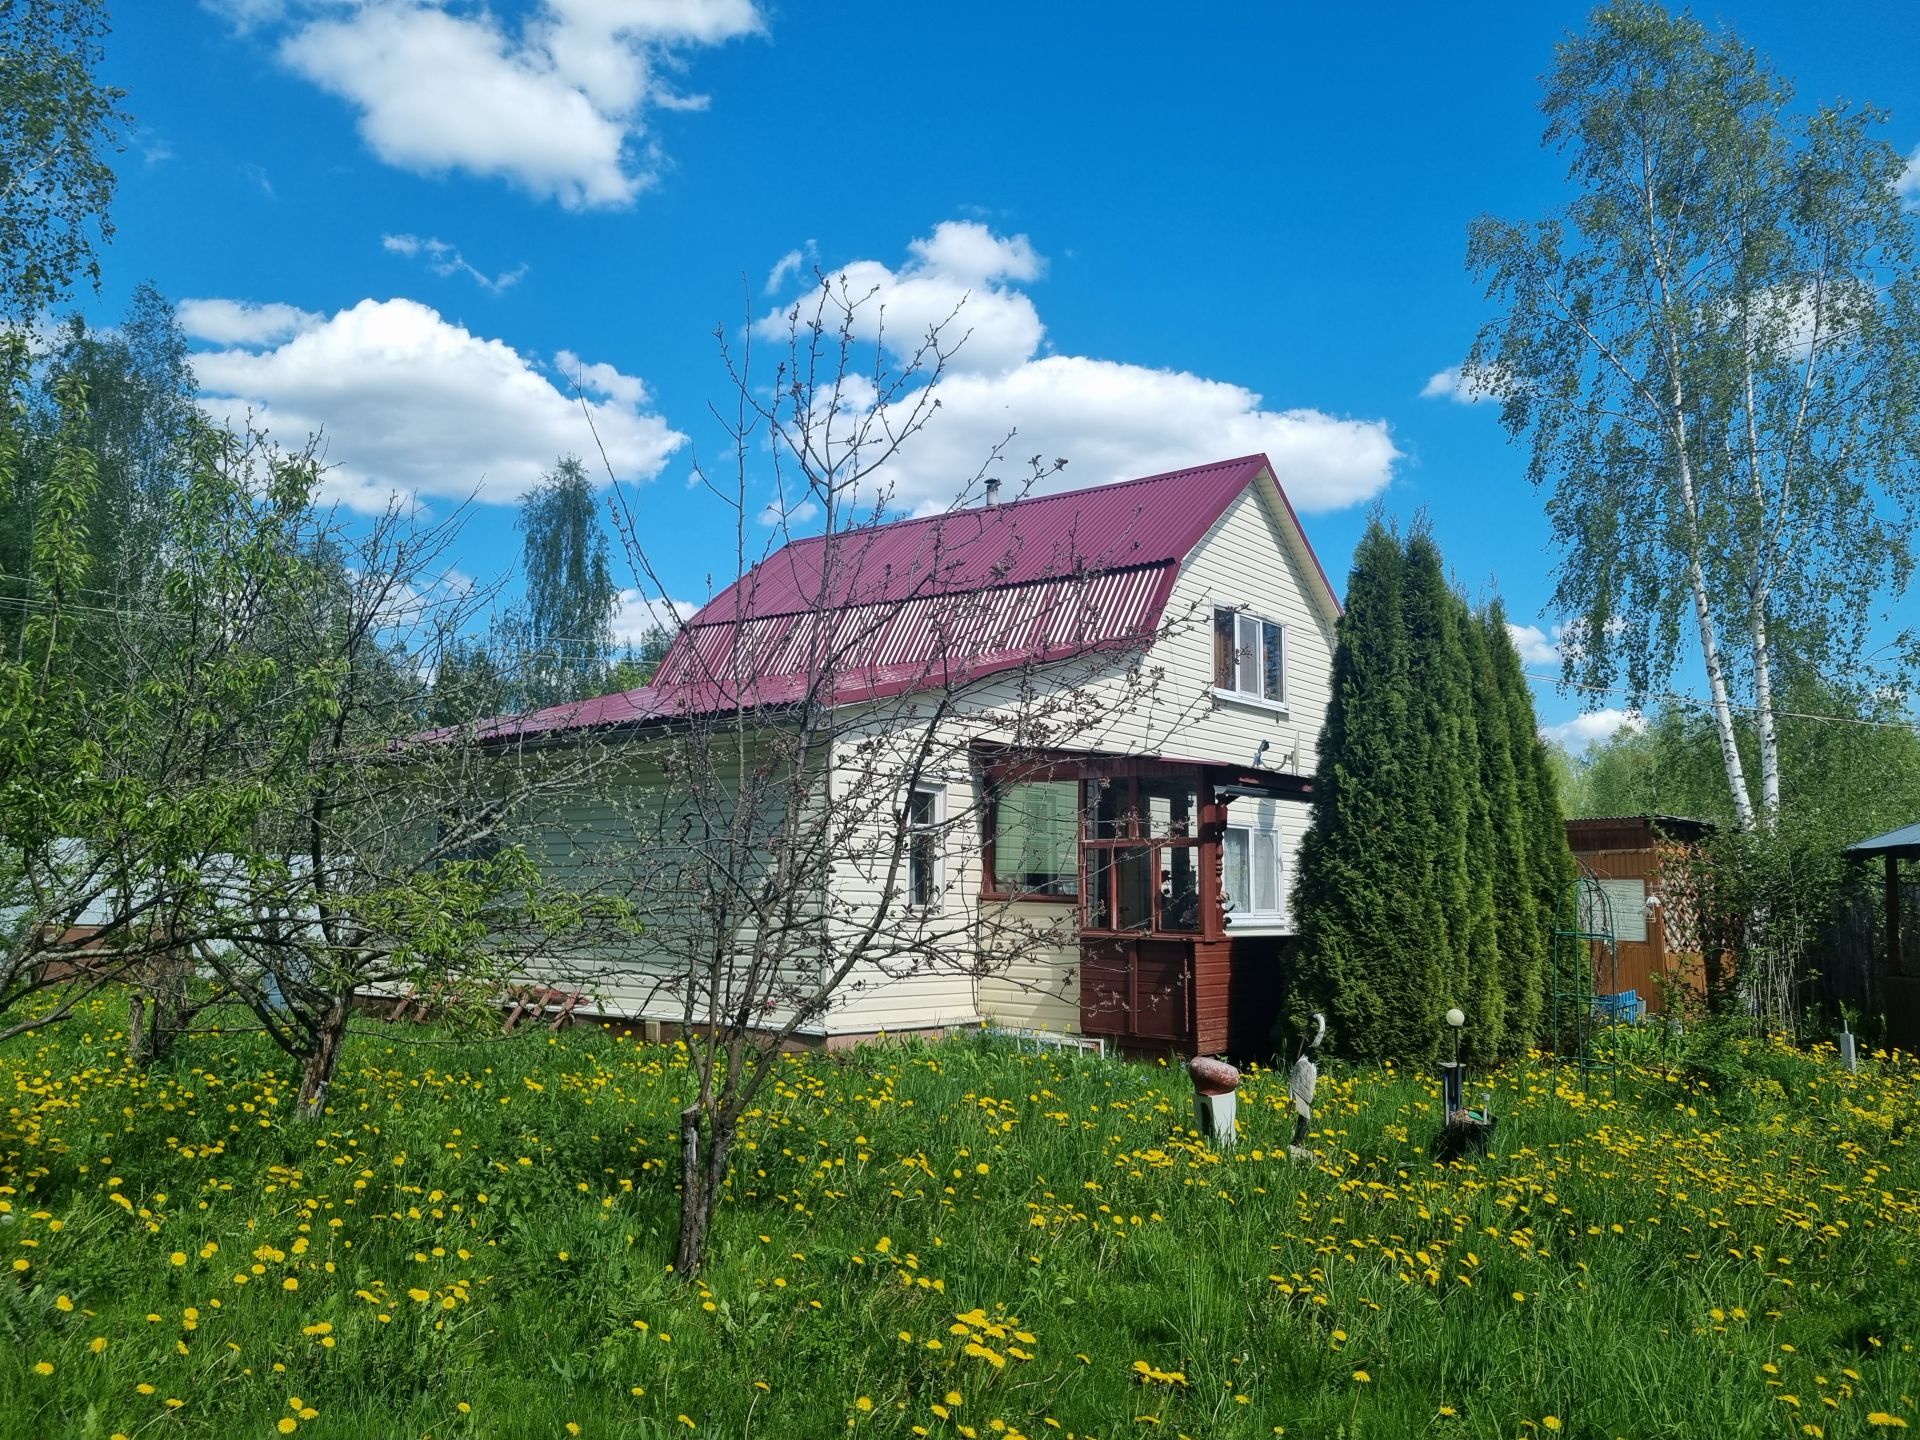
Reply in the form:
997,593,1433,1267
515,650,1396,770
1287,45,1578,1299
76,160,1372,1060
1457,608,1508,1052
1401,527,1480,1052
1293,519,1442,1060
1466,610,1543,1052
1488,599,1574,1024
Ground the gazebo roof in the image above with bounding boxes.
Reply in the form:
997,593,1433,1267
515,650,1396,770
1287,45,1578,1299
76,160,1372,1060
1846,821,1920,861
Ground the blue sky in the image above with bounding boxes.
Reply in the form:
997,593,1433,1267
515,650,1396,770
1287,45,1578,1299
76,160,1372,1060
79,0,1920,741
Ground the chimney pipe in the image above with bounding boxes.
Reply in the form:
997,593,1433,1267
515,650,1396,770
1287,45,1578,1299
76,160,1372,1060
984,477,1001,508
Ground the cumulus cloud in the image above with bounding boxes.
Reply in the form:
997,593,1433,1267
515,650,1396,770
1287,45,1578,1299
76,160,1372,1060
1420,364,1499,404
760,222,1400,514
1506,622,1560,667
1541,708,1646,749
383,233,527,294
612,589,697,644
192,297,685,511
179,297,323,346
236,0,762,209
1900,144,1920,210
764,220,1047,377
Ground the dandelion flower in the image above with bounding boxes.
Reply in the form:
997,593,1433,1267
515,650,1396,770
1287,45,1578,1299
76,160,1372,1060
1352,1370,1371,1383
277,1421,297,1435
32,1361,53,1376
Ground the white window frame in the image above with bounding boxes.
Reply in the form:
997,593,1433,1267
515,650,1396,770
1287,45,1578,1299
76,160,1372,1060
1211,603,1288,714
1221,822,1286,926
904,782,945,913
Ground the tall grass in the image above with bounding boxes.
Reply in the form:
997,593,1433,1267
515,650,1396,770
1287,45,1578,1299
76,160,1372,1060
2,1002,1915,1439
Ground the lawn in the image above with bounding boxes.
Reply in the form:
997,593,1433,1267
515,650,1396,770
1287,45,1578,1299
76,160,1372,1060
2,1001,1916,1440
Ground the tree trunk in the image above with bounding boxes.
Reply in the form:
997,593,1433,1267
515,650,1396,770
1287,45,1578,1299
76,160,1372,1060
127,951,192,1068
673,1104,734,1277
1750,601,1781,827
295,998,349,1120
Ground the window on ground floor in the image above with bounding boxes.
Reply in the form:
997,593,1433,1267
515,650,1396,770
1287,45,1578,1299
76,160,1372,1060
906,784,943,911
1222,824,1284,924
986,778,1079,897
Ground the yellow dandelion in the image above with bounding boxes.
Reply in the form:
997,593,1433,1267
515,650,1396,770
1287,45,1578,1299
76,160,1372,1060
169,1251,187,1266
1353,1370,1371,1383
1866,1416,1908,1431
277,1421,297,1435
33,1361,53,1376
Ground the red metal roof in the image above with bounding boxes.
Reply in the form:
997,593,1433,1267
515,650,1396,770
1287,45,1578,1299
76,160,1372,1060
479,454,1334,740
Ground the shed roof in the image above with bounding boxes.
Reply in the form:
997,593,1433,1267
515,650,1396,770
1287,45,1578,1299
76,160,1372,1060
472,454,1332,742
1846,821,1920,860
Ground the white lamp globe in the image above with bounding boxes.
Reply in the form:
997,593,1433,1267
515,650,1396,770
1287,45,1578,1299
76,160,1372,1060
1445,1007,1466,1029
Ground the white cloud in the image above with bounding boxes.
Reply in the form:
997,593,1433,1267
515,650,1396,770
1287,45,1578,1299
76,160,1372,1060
1900,144,1920,210
1506,622,1560,666
383,233,527,294
764,246,808,295
612,589,696,644
555,348,649,409
193,297,685,511
1420,364,1498,404
757,497,820,527
760,222,1400,514
1541,708,1646,749
179,297,322,346
245,0,762,209
764,221,1046,376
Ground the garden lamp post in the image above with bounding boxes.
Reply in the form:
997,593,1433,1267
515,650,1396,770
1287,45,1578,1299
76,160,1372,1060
1439,1006,1466,1117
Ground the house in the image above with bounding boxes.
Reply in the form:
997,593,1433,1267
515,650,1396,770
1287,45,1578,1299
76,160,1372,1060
1564,815,1716,1014
479,455,1340,1059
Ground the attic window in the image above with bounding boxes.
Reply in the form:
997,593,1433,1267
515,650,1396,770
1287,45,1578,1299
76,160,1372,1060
1213,607,1285,705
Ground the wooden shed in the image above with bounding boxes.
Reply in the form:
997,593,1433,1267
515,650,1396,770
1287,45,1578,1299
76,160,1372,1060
1564,816,1716,1014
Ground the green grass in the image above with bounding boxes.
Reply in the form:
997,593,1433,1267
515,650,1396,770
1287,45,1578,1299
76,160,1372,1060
3,1000,1917,1440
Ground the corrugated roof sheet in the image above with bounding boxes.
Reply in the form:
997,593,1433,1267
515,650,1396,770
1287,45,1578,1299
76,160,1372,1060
476,454,1329,741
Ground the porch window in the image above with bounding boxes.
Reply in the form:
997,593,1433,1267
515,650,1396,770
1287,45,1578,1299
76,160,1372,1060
1082,776,1205,935
906,785,943,910
1213,607,1285,705
1222,823,1284,923
987,779,1078,897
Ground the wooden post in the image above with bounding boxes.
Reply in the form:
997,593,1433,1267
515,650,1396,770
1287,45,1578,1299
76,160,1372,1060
1888,855,1904,978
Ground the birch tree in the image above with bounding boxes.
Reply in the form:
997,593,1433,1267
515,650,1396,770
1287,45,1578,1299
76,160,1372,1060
1466,0,1920,832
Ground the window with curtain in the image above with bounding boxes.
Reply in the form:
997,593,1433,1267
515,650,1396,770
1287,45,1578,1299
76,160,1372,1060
1222,824,1283,922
